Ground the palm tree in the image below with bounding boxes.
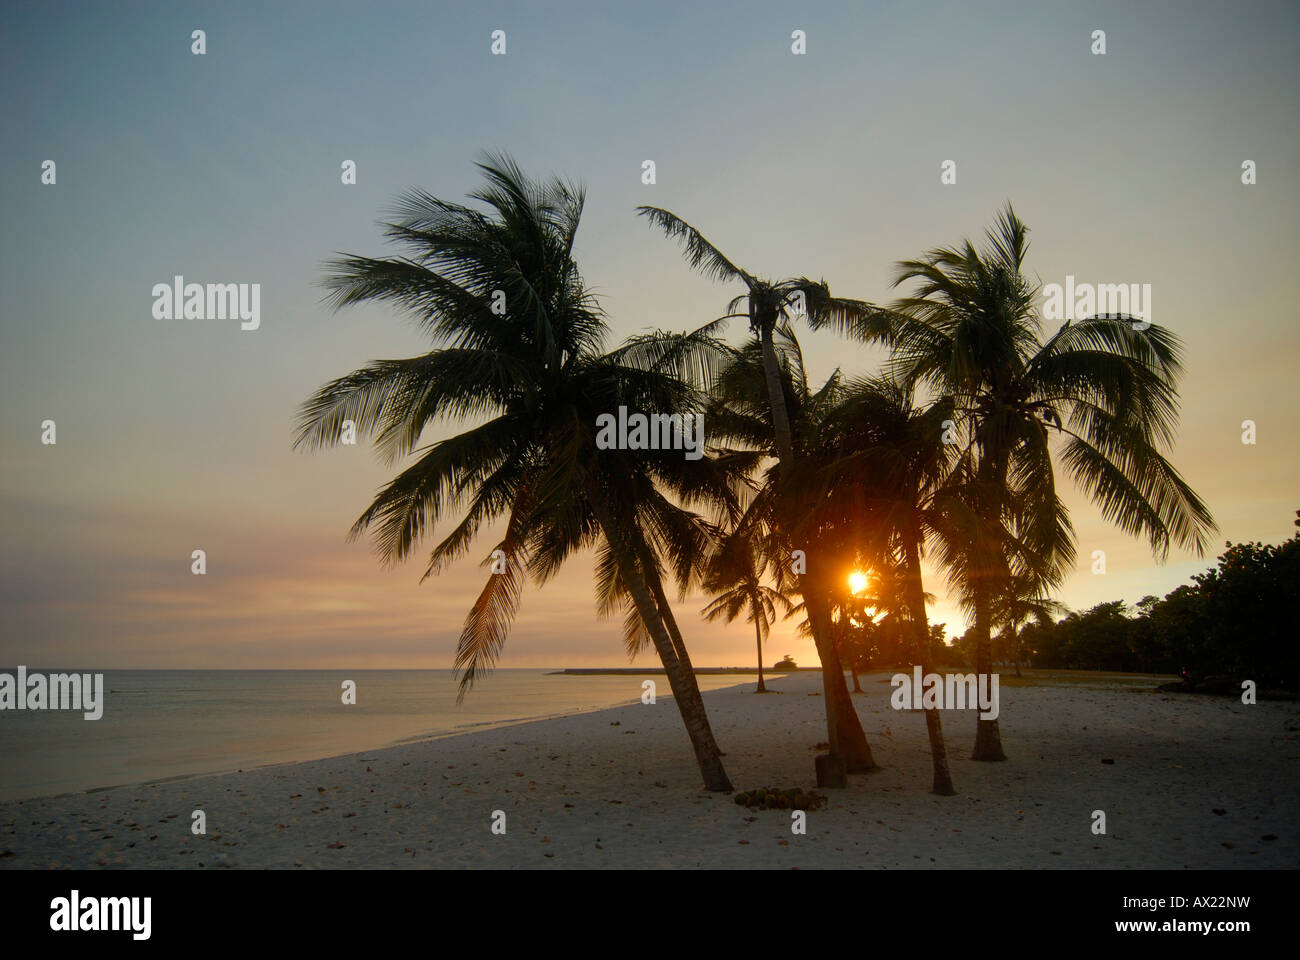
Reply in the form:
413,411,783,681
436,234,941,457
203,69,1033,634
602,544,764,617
294,153,739,790
703,333,877,776
886,204,1217,760
816,376,960,794
639,207,886,780
701,529,793,692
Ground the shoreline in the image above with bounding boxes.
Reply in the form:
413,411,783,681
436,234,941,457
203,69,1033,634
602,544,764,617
2,671,1295,869
3,677,763,807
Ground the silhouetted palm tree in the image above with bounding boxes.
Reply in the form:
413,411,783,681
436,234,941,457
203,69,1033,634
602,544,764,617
816,376,961,794
887,204,1216,760
295,154,739,790
701,529,793,693
703,333,877,774
639,208,886,779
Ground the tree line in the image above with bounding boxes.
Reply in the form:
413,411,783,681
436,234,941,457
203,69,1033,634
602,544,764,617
1002,515,1297,690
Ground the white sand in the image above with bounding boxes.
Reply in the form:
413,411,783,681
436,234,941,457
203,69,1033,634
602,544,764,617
2,671,1296,869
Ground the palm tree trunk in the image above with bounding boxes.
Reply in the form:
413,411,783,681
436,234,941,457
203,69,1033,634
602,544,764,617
752,610,767,692
800,593,841,756
756,317,874,774
904,535,956,795
633,536,691,664
807,587,876,771
970,453,1009,762
834,610,863,692
586,485,732,791
758,319,796,467
970,579,1006,761
831,656,874,769
644,561,729,761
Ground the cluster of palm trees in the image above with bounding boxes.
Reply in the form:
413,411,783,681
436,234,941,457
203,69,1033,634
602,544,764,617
296,153,1215,796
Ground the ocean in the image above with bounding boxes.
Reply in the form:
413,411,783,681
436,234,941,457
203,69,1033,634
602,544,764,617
0,669,753,802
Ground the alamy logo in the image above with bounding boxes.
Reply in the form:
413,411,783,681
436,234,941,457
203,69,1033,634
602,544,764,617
50,890,151,940
1043,275,1152,330
594,406,704,460
152,275,260,330
890,666,1000,720
0,666,104,719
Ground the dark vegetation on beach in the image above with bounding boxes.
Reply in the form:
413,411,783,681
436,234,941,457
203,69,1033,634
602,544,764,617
734,787,825,811
1015,514,1298,692
834,511,1298,696
297,153,1216,795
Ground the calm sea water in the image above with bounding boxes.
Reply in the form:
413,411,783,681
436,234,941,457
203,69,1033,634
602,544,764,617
0,669,751,802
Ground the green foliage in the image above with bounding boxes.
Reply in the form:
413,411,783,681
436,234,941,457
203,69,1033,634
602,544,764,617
1025,513,1300,689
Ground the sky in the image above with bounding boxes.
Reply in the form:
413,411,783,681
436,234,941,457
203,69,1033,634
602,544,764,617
1,0,1297,670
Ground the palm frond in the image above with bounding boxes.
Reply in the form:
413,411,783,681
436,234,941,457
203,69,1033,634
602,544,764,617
636,206,753,285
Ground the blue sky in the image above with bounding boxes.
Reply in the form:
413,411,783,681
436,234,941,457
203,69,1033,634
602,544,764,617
1,0,1297,668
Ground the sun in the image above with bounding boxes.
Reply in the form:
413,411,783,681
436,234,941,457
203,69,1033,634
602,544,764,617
847,571,869,595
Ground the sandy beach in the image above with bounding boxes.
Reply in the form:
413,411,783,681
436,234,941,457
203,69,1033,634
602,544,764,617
2,671,1295,870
